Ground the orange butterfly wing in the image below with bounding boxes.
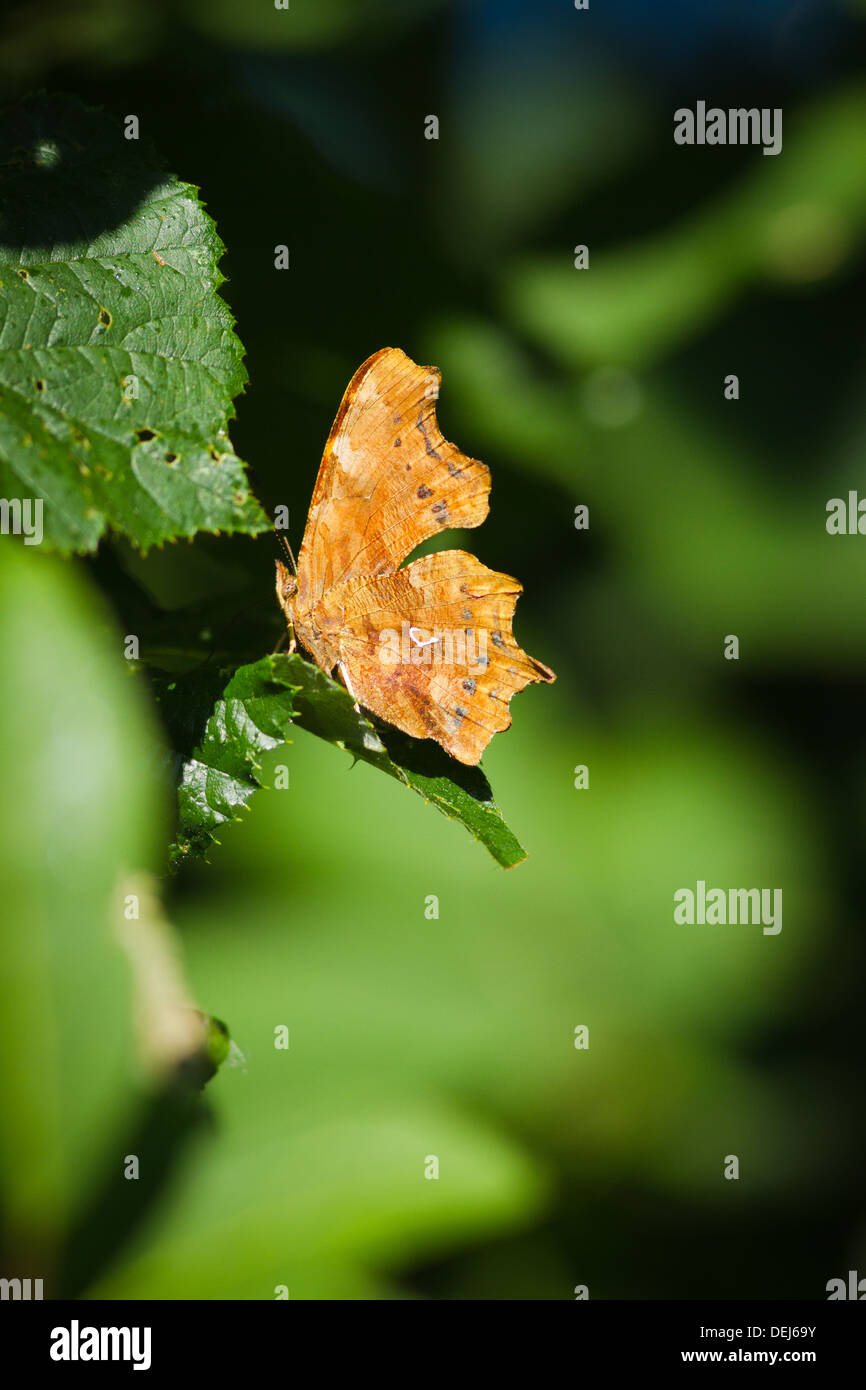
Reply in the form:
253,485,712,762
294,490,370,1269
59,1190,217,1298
278,347,554,764
295,347,490,604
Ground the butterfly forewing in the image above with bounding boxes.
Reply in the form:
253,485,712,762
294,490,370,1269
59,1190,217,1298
295,348,490,606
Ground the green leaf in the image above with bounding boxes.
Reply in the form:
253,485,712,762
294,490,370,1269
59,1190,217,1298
0,547,163,1254
85,1098,546,1299
284,655,528,868
157,654,528,871
155,659,299,870
0,92,270,554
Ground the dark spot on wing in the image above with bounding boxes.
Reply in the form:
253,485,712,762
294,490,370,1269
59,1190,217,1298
417,484,433,499
394,437,401,447
462,678,476,694
431,500,448,519
491,631,507,649
416,408,441,460
462,608,472,620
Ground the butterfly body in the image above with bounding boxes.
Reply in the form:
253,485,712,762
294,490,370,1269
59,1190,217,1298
277,348,555,764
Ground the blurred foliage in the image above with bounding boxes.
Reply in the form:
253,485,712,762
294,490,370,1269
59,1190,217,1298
505,86,866,368
1,0,866,1301
0,545,145,1254
0,545,228,1295
181,0,448,53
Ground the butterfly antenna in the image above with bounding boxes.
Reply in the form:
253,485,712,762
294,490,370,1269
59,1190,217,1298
276,531,298,575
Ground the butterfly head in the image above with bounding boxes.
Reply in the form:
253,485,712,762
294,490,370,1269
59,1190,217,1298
275,558,298,629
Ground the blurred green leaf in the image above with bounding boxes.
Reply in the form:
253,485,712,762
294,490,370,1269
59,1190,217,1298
87,1097,547,1298
88,698,827,1297
0,546,162,1256
158,653,528,871
172,701,827,1185
506,87,866,368
427,318,866,662
0,93,269,554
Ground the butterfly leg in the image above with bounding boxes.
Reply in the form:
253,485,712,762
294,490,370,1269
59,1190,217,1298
338,661,362,713
271,630,297,656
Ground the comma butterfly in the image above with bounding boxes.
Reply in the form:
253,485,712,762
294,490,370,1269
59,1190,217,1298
276,347,555,765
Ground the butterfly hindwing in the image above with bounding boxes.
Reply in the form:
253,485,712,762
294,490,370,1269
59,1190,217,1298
326,551,555,764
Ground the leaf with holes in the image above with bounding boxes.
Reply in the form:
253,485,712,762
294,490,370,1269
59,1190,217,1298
156,654,528,871
0,93,270,553
154,659,299,869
